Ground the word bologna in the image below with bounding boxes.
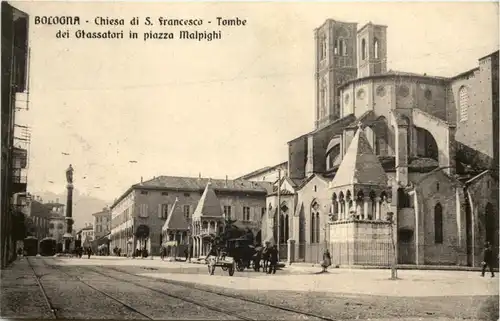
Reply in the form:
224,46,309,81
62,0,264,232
34,16,81,25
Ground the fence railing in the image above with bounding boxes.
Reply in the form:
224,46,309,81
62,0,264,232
297,241,393,266
294,242,499,268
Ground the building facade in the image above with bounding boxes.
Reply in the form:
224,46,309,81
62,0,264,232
110,176,271,256
26,197,51,240
243,19,499,267
1,2,30,268
92,208,111,240
237,162,288,184
77,224,94,247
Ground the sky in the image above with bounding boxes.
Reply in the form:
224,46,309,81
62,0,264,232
11,1,499,203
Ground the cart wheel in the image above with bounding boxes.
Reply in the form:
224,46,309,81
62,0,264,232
221,266,228,271
236,260,245,272
228,263,235,276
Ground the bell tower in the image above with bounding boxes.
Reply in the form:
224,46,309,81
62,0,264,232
357,22,388,78
314,19,358,129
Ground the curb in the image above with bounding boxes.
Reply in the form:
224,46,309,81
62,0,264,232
285,263,500,272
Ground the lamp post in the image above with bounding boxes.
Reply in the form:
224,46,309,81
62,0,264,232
386,211,398,280
187,225,192,263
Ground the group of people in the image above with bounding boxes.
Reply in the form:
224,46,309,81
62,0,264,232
74,246,92,259
252,242,279,274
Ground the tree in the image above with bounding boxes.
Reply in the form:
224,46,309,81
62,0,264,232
212,218,246,247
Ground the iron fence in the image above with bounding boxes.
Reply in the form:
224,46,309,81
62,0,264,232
295,242,499,268
298,241,393,266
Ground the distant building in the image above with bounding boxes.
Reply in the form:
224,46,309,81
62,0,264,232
237,162,288,184
110,176,272,256
92,207,111,240
48,216,65,245
77,223,94,247
26,197,52,240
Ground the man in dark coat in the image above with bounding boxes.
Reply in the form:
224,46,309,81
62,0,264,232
482,242,495,277
267,245,278,274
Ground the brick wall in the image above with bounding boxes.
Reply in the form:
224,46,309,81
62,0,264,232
416,171,466,265
288,136,307,179
467,173,499,267
452,55,497,169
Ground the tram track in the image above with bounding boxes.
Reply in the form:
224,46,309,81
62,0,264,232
100,265,337,321
39,258,251,320
29,257,154,320
25,257,59,319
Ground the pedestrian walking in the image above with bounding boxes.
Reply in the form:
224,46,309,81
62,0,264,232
87,247,91,259
262,242,270,273
267,245,278,275
481,242,495,278
320,248,332,273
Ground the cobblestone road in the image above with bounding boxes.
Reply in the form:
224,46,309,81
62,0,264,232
1,256,498,320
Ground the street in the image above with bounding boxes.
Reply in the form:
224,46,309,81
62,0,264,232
1,256,498,320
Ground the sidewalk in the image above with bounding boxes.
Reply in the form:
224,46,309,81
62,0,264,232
287,261,500,272
0,257,53,318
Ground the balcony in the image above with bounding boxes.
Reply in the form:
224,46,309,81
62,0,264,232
12,168,27,194
200,227,218,236
12,147,27,169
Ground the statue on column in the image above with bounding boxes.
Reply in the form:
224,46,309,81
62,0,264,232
66,164,74,184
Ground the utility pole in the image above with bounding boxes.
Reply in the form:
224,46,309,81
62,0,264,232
387,211,398,280
277,169,281,261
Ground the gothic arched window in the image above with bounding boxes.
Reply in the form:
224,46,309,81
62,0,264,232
459,86,469,122
320,79,327,118
338,38,344,56
434,203,443,244
374,38,379,59
342,39,348,56
374,116,389,156
320,35,327,61
310,212,315,243
361,38,367,60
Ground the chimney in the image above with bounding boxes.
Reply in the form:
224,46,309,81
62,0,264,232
225,175,228,187
140,176,143,184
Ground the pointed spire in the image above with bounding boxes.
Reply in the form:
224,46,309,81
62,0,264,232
162,197,189,232
331,126,387,188
193,182,223,218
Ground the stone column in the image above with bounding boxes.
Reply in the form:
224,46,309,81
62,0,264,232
375,197,381,220
363,197,370,220
63,165,75,253
287,239,295,265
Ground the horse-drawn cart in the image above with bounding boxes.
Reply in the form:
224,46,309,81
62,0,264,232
206,255,236,276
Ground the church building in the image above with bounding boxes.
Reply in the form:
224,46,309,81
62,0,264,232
242,19,499,267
